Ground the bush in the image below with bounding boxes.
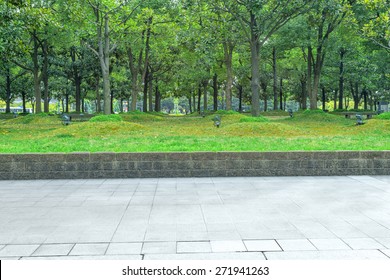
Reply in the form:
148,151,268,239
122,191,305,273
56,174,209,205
377,112,390,120
89,114,122,122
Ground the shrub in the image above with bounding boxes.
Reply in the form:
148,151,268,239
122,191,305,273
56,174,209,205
89,114,122,122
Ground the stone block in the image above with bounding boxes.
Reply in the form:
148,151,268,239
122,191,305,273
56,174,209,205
191,152,216,161
64,153,90,162
89,152,116,162
166,153,192,161
225,160,251,170
287,152,313,161
136,161,153,171
115,153,143,161
337,151,360,160
215,152,241,160
142,153,167,161
311,152,338,160
191,170,210,177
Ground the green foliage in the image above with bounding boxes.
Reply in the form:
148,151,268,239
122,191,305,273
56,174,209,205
89,114,123,122
377,112,390,120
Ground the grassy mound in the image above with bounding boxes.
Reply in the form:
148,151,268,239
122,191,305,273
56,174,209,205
89,114,123,122
121,111,164,122
377,112,390,120
239,115,269,123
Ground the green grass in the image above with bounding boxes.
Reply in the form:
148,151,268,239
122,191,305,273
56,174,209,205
0,111,389,153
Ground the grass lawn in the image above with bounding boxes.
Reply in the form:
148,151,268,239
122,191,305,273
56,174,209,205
0,110,389,153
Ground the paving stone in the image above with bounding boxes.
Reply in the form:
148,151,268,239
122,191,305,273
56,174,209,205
342,238,386,250
375,238,390,249
310,239,351,250
142,242,176,254
21,255,143,260
144,252,266,260
210,240,247,252
69,243,109,256
177,241,211,253
32,244,74,256
265,250,388,260
277,239,317,251
106,243,142,255
244,240,282,252
0,245,40,257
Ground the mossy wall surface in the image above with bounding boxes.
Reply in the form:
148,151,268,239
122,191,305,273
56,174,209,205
0,151,389,180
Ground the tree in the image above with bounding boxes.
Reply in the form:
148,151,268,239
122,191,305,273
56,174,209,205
222,0,310,116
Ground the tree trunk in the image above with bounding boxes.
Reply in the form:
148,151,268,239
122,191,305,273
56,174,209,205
32,31,42,113
322,86,326,111
307,45,313,110
42,38,50,113
301,78,307,109
338,48,345,109
250,12,260,116
5,69,11,114
148,71,153,112
363,88,368,110
143,68,148,112
154,84,161,112
223,41,234,110
213,73,218,111
273,47,278,110
203,80,208,112
95,74,101,113
334,89,338,111
22,91,27,113
71,47,82,113
279,78,283,110
238,84,243,113
197,84,201,113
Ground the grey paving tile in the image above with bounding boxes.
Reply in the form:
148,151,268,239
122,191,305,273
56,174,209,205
177,241,211,253
210,240,246,252
277,239,317,251
22,255,143,260
142,242,176,254
176,231,208,241
69,243,109,256
380,249,390,258
310,239,351,250
342,238,386,250
375,238,390,249
244,240,282,252
32,244,74,256
144,252,266,260
106,243,142,255
0,245,40,257
265,250,388,260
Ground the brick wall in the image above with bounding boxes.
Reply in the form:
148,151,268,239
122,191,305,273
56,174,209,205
0,151,389,180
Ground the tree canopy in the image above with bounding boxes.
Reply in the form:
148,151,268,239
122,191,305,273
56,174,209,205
1,0,389,115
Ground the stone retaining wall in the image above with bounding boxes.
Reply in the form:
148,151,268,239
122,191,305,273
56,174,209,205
0,151,389,180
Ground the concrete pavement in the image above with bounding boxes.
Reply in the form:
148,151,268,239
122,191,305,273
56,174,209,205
1,176,390,260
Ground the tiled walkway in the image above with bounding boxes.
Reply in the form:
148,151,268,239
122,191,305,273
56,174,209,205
1,176,390,260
